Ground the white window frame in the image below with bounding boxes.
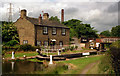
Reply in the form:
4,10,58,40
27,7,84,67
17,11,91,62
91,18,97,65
43,27,48,34
59,41,63,47
52,27,56,35
61,28,66,35
23,40,28,44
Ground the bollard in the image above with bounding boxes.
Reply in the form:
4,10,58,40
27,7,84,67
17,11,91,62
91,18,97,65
91,47,93,49
11,62,14,71
36,49,39,52
49,55,53,64
11,51,15,59
58,50,60,55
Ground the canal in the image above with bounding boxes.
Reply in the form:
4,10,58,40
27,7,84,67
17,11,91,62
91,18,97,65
2,61,45,74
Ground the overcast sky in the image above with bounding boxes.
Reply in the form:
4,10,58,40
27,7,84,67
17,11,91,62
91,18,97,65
0,0,119,33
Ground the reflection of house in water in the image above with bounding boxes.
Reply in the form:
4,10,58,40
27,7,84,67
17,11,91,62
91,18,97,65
2,61,45,74
14,9,70,49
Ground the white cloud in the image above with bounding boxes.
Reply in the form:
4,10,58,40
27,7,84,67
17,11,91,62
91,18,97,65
0,1,118,33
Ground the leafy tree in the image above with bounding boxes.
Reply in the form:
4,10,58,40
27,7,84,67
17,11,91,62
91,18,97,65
2,22,19,43
111,25,120,37
100,30,111,37
49,16,60,22
63,19,98,38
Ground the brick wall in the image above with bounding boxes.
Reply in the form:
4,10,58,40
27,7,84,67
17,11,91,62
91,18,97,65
35,25,70,46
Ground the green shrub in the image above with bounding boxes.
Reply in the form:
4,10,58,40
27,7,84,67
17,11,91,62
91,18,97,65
18,44,33,51
18,44,41,51
5,40,19,46
98,53,114,74
70,46,74,51
109,41,120,74
75,46,78,49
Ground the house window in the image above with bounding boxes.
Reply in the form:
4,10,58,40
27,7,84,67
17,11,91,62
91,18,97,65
37,41,41,46
61,28,66,35
59,41,63,47
43,27,48,35
52,27,56,35
44,41,48,46
23,40,28,44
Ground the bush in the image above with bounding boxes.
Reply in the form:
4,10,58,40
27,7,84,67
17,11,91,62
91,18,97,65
18,44,33,51
75,46,78,49
109,41,120,74
18,44,41,51
70,46,74,51
5,40,19,46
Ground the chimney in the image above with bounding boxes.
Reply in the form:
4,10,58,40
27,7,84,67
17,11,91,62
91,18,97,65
43,13,49,20
61,9,64,22
21,9,27,18
39,14,42,25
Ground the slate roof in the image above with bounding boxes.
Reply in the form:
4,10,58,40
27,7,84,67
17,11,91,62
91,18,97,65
26,17,69,29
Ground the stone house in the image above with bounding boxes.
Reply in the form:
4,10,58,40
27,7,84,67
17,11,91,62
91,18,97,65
14,9,70,48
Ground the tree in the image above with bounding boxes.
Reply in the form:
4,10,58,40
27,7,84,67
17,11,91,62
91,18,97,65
2,22,19,43
100,30,111,37
63,19,98,38
111,25,120,37
49,16,60,22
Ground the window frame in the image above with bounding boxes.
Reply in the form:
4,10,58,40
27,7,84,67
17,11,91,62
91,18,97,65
23,40,28,44
52,27,57,35
61,28,66,36
43,27,48,35
59,41,63,47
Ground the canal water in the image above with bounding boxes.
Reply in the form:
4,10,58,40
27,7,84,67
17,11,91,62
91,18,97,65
2,61,46,74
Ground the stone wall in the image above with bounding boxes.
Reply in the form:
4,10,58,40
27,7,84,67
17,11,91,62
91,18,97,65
14,18,35,46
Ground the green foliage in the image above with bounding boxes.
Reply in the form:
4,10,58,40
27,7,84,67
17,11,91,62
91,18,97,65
98,54,114,74
18,44,34,51
111,25,120,37
75,46,78,49
18,44,41,51
70,46,74,51
4,40,19,46
62,19,98,38
49,16,60,22
2,22,19,42
100,30,111,37
109,41,120,74
99,41,120,74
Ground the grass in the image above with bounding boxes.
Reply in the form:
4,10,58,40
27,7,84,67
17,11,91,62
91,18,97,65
87,61,100,74
27,58,43,62
59,55,103,74
31,62,68,74
4,51,38,58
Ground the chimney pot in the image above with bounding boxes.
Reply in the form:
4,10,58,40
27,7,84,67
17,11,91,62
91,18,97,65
21,9,27,18
43,13,49,20
39,14,42,25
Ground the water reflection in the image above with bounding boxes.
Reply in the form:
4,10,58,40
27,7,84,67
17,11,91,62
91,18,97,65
2,61,45,74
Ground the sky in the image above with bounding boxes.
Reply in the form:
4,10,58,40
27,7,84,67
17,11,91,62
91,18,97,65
0,0,119,33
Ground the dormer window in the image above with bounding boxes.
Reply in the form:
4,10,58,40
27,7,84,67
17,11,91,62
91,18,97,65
52,27,56,35
43,27,48,35
61,28,66,36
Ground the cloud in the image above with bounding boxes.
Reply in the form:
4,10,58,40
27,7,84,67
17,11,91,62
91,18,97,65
104,2,118,13
0,1,118,33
